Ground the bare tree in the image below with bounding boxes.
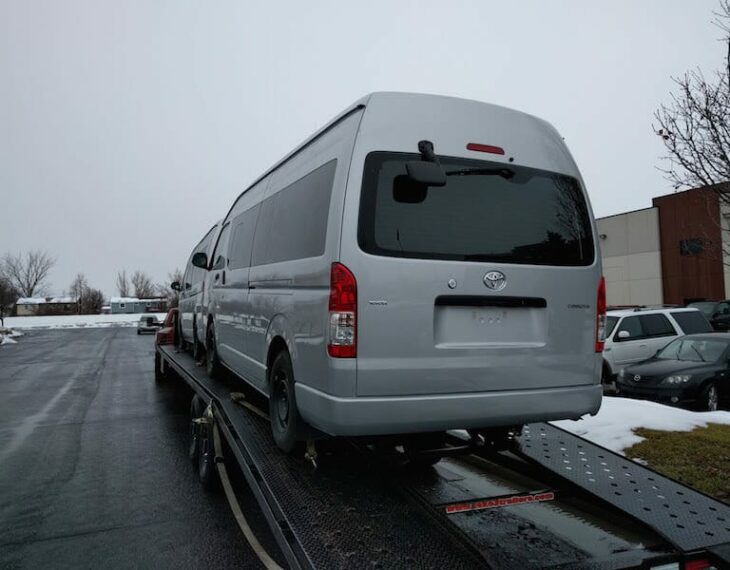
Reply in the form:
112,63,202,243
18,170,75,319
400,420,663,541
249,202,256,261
1,250,56,298
654,2,730,200
131,270,156,299
157,268,183,308
116,270,130,297
69,273,88,313
80,288,105,314
0,275,19,326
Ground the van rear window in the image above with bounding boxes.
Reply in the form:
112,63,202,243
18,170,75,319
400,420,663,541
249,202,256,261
358,152,595,266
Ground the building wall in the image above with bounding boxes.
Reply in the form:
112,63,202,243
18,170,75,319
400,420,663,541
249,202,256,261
597,207,663,306
16,304,39,316
652,187,725,305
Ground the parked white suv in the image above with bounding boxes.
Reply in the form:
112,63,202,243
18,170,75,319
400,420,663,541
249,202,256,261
602,307,712,384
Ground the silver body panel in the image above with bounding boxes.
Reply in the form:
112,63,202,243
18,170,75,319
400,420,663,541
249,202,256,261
206,92,603,436
179,222,220,346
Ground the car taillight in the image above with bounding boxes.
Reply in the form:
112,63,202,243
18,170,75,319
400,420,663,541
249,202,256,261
328,262,356,358
595,276,606,352
685,560,714,570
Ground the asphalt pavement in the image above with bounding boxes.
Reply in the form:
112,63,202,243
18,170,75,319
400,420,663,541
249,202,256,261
0,327,282,570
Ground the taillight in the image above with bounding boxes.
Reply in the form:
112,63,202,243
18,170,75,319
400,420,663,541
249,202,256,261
466,142,505,155
595,277,606,352
685,560,713,570
328,262,356,358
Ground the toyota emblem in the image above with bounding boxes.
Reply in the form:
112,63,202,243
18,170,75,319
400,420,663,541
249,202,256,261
483,271,506,291
633,374,641,382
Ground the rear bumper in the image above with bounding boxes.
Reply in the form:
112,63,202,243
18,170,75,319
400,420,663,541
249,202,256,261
295,383,602,436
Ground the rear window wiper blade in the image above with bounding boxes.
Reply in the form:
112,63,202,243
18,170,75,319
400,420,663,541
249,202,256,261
444,167,515,179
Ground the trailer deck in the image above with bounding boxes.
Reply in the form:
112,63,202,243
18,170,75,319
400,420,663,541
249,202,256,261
157,344,730,569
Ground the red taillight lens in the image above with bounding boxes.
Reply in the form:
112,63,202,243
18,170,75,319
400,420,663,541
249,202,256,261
595,277,606,352
328,263,357,358
685,560,713,570
466,142,505,155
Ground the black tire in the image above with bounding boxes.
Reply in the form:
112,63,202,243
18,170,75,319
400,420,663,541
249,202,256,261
269,351,300,453
698,381,719,412
154,351,165,383
192,319,204,363
198,422,216,489
136,330,140,335
176,319,186,350
206,321,223,379
189,395,206,464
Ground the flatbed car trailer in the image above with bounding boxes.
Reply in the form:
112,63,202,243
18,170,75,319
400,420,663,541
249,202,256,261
156,344,730,570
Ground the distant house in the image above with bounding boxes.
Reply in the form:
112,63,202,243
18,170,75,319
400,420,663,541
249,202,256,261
16,297,78,316
110,297,168,314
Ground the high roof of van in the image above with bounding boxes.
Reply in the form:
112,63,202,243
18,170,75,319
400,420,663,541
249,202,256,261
242,91,573,198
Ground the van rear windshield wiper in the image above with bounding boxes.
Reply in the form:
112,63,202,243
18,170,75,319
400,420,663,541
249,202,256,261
444,167,515,179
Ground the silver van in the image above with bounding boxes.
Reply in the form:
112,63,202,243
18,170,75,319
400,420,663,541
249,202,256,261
178,222,220,360
193,92,605,453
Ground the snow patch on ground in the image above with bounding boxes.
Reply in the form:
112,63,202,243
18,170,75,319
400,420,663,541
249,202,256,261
3,313,168,330
1,336,17,345
553,396,730,454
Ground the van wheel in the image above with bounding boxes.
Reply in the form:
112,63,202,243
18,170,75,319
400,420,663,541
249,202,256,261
698,382,719,412
269,351,300,453
154,352,166,383
206,322,223,379
192,320,204,363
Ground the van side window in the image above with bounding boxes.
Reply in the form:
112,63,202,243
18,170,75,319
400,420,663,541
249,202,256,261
229,205,260,269
211,223,231,270
252,160,337,266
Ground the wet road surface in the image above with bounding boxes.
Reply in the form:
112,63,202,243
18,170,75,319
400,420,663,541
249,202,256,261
0,328,283,570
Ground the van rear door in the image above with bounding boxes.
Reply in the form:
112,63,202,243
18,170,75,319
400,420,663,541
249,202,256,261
348,152,599,397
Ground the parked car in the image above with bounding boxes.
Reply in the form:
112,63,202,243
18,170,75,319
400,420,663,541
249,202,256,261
137,315,163,335
687,300,730,331
193,92,605,453
154,308,178,382
155,308,178,347
616,333,730,411
602,307,712,387
178,222,221,360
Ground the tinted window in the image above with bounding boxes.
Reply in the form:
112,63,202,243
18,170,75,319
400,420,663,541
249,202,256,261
670,311,712,334
252,160,337,265
616,316,642,339
658,337,729,363
211,223,231,270
229,206,260,270
605,316,619,338
689,302,717,317
358,152,594,266
639,314,676,337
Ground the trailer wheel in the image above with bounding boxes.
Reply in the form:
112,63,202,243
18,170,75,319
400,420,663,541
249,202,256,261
269,351,300,453
198,419,216,489
189,395,206,463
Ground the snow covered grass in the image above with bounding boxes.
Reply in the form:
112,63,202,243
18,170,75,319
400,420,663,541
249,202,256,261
2,313,168,331
553,396,730,454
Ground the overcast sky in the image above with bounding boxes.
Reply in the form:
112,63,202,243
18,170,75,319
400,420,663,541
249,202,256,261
0,1,724,298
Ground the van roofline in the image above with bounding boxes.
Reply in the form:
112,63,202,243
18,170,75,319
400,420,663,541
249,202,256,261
227,92,555,216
